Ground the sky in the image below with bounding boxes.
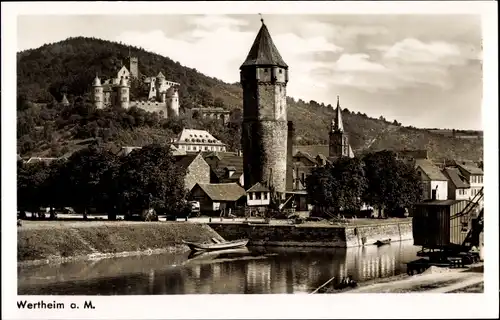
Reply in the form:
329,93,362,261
17,14,483,130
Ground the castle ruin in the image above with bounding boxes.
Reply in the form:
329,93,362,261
91,55,180,118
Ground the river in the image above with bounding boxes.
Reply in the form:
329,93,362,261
18,241,420,295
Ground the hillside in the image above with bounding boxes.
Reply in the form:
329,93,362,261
16,37,483,161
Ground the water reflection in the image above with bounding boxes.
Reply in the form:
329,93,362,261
18,241,420,295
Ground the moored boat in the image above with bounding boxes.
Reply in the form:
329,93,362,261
182,238,249,252
374,239,391,246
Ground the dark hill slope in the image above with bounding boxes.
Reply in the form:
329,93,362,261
17,37,483,161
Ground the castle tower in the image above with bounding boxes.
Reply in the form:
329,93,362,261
156,72,166,101
167,87,179,117
61,93,70,107
240,19,289,193
128,48,139,79
92,74,104,109
329,96,352,160
117,77,130,109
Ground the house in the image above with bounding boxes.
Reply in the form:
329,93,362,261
415,159,448,200
174,153,211,192
442,167,471,200
246,182,271,207
172,129,226,153
188,183,246,215
456,164,484,198
202,151,244,186
292,151,319,190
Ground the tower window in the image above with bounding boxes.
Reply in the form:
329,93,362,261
279,69,283,74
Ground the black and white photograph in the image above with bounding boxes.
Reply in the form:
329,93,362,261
2,1,498,319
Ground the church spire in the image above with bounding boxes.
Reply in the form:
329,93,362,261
240,17,288,69
331,95,344,132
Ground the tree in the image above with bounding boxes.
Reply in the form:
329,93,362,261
113,144,188,220
306,157,367,217
17,161,51,218
362,150,423,218
61,145,120,219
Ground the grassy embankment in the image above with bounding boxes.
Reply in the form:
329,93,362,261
17,221,224,265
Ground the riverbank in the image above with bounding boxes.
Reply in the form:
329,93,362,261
209,218,412,248
321,263,484,293
18,221,224,266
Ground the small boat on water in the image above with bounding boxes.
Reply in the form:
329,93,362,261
182,238,249,252
374,239,391,246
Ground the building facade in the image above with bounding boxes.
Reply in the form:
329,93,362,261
442,167,471,200
173,129,227,153
240,20,289,194
415,159,448,200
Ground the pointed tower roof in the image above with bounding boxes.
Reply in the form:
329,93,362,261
331,95,344,132
61,93,70,106
240,19,288,69
157,71,165,79
92,74,101,86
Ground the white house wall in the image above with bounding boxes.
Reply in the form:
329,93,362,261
430,181,448,200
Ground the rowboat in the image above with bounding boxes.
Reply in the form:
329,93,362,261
374,239,391,246
182,238,249,252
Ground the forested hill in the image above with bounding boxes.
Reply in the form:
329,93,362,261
17,37,483,161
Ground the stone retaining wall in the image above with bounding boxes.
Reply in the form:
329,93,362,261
209,220,413,248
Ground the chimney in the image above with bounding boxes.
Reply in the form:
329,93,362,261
286,121,295,191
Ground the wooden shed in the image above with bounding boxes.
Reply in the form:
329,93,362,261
412,199,478,248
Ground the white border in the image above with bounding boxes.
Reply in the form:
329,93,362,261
2,2,498,319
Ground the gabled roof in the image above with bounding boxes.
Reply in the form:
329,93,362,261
457,163,483,175
205,153,244,183
174,154,200,170
195,183,246,202
293,145,330,159
240,22,288,69
443,167,470,189
293,151,317,166
247,182,270,193
415,159,448,181
157,71,165,79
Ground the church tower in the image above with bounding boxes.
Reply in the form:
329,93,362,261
117,77,130,109
92,75,104,109
240,18,289,194
329,96,352,160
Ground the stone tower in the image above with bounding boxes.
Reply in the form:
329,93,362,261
128,49,139,79
240,19,289,194
167,87,179,117
329,96,352,160
92,75,104,109
117,77,130,109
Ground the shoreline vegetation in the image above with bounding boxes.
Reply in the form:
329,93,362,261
18,221,224,266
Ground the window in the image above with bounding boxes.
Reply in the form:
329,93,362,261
256,193,262,200
204,146,208,150
187,146,191,151
264,69,268,73
249,193,254,200
279,69,283,74
263,192,268,200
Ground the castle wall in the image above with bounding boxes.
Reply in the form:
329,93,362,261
130,101,168,118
